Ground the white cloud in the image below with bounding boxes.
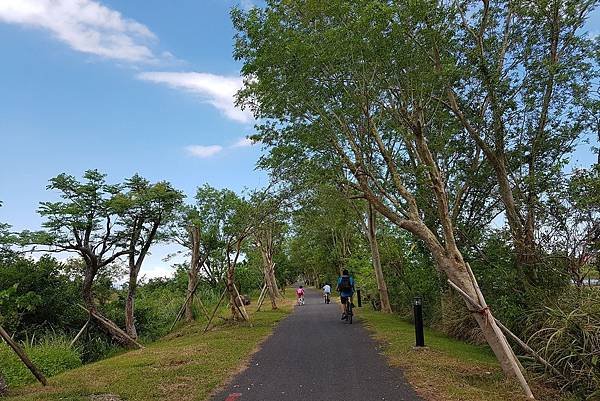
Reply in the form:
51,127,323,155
137,71,253,123
0,0,157,63
185,144,223,158
232,137,254,147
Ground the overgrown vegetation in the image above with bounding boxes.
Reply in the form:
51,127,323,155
3,296,294,401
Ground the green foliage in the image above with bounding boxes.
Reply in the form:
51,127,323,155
0,255,81,336
525,288,600,400
0,336,81,387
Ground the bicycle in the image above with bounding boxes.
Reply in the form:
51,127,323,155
323,292,330,304
342,296,353,324
297,295,305,306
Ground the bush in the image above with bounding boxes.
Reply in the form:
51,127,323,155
0,336,82,387
525,287,600,400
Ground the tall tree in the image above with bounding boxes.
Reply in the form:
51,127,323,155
443,0,598,282
252,193,286,309
21,170,136,346
232,1,535,395
194,186,253,320
365,203,392,313
116,175,184,338
168,202,224,322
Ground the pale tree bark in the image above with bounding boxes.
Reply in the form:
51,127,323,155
185,225,201,322
256,227,281,310
366,204,392,313
226,240,248,321
324,102,534,398
125,219,160,339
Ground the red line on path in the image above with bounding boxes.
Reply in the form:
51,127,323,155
224,393,242,401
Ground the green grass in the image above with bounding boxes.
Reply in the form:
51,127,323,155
4,294,294,401
359,309,574,401
0,336,82,387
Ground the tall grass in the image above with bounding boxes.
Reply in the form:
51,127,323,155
525,288,600,400
0,335,82,387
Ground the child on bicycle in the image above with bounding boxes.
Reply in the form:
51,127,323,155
322,283,331,303
337,269,355,319
296,285,305,305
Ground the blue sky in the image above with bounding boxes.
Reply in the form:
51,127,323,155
0,0,267,277
0,1,598,278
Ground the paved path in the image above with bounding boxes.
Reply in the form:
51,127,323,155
210,288,421,401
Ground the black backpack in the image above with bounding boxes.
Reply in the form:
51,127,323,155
339,276,352,292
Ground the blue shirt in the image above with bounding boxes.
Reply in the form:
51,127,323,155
337,275,355,297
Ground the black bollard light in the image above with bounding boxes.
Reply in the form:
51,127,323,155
357,289,362,307
413,296,425,347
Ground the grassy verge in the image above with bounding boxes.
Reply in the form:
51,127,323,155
359,309,573,401
4,293,295,401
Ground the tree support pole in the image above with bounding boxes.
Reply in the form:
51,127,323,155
447,279,562,378
196,296,211,320
203,288,228,333
232,282,252,326
172,279,201,330
256,283,268,312
70,318,90,348
0,325,47,386
77,305,143,349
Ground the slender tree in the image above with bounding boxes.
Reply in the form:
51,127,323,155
442,0,598,282
116,175,184,338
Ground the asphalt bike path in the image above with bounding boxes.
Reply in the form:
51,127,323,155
210,288,422,401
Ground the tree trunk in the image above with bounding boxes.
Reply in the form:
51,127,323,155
227,251,242,321
0,325,47,386
185,265,199,322
125,267,139,339
259,246,278,309
367,204,392,313
82,264,98,311
185,226,201,322
442,257,532,398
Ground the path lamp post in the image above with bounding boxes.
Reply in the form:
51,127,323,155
413,296,425,347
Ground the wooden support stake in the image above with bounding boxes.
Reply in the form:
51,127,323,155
452,273,533,400
70,318,90,348
256,283,268,312
196,296,211,320
0,325,47,386
203,288,228,333
232,282,251,325
171,279,202,331
447,279,562,378
77,305,143,349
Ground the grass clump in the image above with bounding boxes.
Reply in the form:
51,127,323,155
525,287,600,400
0,336,82,387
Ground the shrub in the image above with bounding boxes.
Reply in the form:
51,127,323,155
525,287,600,400
0,335,82,387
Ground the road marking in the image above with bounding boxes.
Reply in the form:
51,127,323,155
225,393,242,401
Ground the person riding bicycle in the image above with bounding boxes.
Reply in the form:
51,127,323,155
336,269,355,320
322,283,331,303
296,285,305,305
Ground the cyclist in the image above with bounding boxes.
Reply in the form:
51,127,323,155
296,285,305,305
336,269,355,320
322,282,331,304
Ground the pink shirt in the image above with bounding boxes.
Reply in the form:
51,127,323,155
296,288,305,297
